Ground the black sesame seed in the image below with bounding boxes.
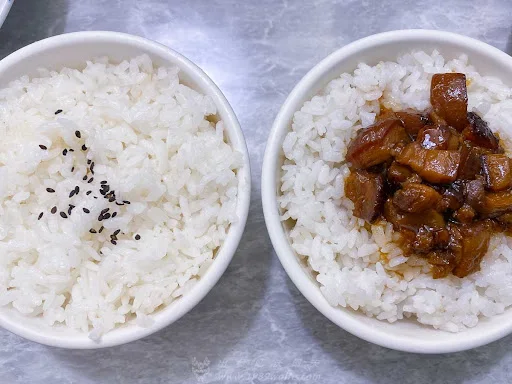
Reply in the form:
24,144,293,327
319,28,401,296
62,149,67,156
39,145,47,150
100,208,110,215
113,229,120,236
46,188,55,193
87,159,91,165
112,212,117,218
81,144,87,151
115,202,124,206
86,191,92,195
88,178,94,184
75,131,81,138
111,240,117,245
108,196,115,203
69,149,74,152
103,213,111,220
69,190,75,198
38,212,43,220
60,212,67,218
99,226,104,233
71,167,75,172
55,109,63,115
94,196,98,199
51,206,57,214
90,162,95,173
83,175,88,181
69,204,75,209
83,208,90,214
67,206,73,215
89,228,97,234
75,186,79,194
123,200,131,205
100,180,107,185
100,189,106,196
135,234,141,240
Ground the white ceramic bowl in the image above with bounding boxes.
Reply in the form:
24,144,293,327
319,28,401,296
262,29,512,354
0,31,251,348
0,0,12,27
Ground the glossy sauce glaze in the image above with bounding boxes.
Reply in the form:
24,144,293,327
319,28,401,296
345,73,512,278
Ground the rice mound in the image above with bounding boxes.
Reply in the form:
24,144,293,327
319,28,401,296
280,50,512,332
0,55,242,339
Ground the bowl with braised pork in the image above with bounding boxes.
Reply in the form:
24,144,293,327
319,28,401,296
262,30,512,353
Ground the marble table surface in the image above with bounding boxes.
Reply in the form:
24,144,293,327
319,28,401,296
1,0,512,383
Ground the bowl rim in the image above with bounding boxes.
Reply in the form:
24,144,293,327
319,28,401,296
0,31,251,349
261,29,512,354
0,0,13,28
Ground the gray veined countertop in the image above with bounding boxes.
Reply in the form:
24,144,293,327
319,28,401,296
1,1,512,383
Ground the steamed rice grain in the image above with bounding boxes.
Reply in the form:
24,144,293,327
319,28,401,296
0,55,241,339
280,50,512,332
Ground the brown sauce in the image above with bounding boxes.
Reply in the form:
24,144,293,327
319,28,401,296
345,73,512,278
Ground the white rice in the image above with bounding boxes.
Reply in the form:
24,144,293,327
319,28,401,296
0,55,242,339
280,50,512,332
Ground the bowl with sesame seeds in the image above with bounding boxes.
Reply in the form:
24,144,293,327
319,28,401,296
0,31,251,348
